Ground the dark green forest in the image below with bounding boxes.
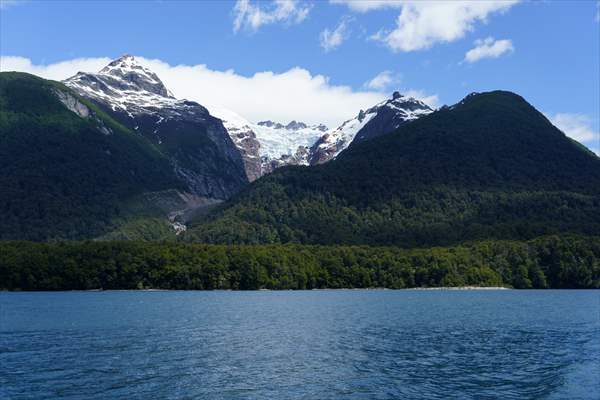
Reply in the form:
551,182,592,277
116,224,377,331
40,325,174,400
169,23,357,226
2,236,599,290
186,92,600,247
0,72,183,240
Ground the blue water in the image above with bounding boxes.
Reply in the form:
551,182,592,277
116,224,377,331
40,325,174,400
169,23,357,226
1,290,599,399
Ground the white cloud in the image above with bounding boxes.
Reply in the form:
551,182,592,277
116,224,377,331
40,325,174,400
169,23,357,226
549,113,598,143
330,0,403,13
364,70,400,90
233,0,310,33
0,55,390,128
1,55,439,128
464,37,514,63
0,56,112,80
333,1,519,52
0,0,26,9
320,17,353,52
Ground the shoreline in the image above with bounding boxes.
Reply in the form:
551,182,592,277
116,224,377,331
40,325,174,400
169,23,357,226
3,286,517,292
405,286,511,290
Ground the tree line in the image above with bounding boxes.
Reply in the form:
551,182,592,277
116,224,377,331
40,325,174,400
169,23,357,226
1,235,599,290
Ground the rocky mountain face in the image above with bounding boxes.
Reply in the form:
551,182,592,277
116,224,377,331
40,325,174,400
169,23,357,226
210,112,329,178
208,107,262,181
309,92,433,164
64,55,248,199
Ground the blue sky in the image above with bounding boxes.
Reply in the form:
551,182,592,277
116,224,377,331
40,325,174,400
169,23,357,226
1,0,598,152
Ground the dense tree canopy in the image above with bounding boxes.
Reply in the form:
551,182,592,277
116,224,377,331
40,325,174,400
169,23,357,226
2,236,599,291
0,72,183,240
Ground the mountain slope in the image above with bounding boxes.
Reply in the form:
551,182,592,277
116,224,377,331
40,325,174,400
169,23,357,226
64,55,248,199
0,72,185,240
185,91,600,246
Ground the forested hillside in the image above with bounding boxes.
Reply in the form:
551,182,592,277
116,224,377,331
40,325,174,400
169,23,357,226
186,91,600,246
0,72,186,240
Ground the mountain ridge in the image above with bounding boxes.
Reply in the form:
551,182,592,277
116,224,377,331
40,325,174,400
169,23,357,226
185,90,600,246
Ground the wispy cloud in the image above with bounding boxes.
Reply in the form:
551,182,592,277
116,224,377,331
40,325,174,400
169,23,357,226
1,55,441,128
0,0,26,9
332,0,519,52
464,37,514,63
320,16,353,52
363,70,400,91
0,55,385,128
0,56,112,80
330,0,403,13
549,113,598,143
233,0,311,33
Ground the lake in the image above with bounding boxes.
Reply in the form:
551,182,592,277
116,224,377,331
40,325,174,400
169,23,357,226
1,290,599,399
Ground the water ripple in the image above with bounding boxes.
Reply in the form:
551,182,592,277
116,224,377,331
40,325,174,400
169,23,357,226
1,290,599,399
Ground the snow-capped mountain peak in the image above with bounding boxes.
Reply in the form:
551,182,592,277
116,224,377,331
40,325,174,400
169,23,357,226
97,54,174,98
382,91,431,118
64,56,248,200
64,55,188,118
309,91,434,164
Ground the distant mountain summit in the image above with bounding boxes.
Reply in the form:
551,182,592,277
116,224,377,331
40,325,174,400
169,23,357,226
64,55,248,199
309,91,433,164
351,91,433,143
65,55,177,110
98,54,174,97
